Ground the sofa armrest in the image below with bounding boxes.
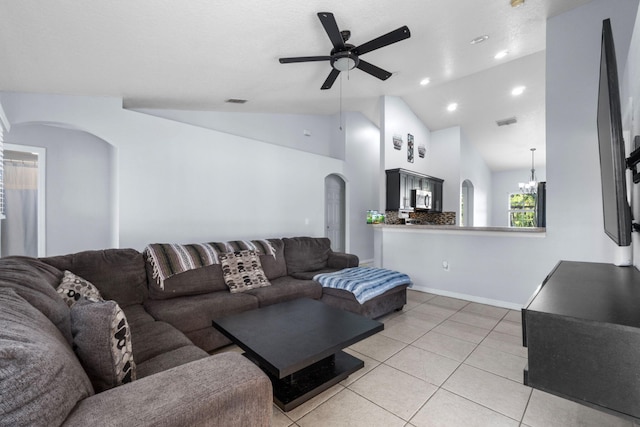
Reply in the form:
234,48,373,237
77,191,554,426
327,252,359,269
63,352,272,427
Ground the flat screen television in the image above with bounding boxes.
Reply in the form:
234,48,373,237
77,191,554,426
597,18,632,247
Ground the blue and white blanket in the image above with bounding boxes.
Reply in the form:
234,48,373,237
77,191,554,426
314,267,412,304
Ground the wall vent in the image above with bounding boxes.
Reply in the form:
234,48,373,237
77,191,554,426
225,98,248,104
496,116,517,126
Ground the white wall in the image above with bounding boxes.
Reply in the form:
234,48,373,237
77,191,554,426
546,0,638,265
491,167,547,227
430,127,462,215
135,109,345,160
381,96,432,173
378,0,640,308
622,6,640,266
460,130,492,226
344,112,380,261
5,123,115,255
0,92,347,253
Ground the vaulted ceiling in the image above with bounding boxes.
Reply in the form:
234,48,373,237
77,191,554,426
0,0,595,170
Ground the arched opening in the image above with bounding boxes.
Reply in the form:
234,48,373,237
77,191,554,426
324,174,346,252
461,179,475,227
3,122,116,255
2,143,46,256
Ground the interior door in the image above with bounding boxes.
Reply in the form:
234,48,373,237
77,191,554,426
325,174,345,252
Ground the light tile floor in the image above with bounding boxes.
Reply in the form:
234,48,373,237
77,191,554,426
236,290,639,427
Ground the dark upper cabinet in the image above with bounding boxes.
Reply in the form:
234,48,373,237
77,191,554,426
385,169,444,212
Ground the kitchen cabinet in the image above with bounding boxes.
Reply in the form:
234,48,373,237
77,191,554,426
385,169,444,212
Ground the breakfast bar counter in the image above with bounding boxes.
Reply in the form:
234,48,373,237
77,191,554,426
372,223,546,237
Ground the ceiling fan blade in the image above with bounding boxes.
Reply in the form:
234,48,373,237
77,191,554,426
279,56,331,64
317,12,345,51
321,69,341,90
356,60,392,80
353,26,411,56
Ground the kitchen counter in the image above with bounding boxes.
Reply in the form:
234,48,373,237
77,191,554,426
373,223,546,237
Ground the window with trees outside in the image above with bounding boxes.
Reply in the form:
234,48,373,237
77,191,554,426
509,193,536,227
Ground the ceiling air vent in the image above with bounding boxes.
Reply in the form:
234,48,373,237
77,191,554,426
496,116,517,126
225,98,248,104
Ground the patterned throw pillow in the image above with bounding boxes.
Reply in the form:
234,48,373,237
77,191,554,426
219,250,271,293
57,270,103,307
70,298,136,392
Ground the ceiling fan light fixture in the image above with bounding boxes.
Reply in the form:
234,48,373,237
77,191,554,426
333,56,357,71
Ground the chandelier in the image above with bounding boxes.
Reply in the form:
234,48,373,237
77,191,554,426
519,148,537,194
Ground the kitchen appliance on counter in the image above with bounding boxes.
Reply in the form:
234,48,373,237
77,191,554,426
410,189,432,210
400,218,422,225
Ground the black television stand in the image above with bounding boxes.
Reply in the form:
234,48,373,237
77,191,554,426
522,261,640,420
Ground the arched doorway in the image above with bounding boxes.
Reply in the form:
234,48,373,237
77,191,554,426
2,143,46,256
325,174,345,252
461,179,474,227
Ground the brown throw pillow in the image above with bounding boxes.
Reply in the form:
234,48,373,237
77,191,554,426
57,270,103,307
219,250,271,293
70,298,136,392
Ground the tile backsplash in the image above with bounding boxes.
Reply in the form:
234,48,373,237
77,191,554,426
385,210,456,225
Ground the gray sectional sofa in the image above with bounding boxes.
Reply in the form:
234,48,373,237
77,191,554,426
0,236,407,426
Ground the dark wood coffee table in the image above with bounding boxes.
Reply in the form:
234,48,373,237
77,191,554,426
212,298,383,411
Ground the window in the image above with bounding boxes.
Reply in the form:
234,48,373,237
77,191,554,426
509,193,536,227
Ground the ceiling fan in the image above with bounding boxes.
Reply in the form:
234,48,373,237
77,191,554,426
279,12,411,90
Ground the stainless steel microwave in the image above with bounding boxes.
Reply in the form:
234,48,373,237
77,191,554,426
410,189,432,210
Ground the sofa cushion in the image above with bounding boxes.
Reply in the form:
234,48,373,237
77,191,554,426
283,237,332,274
0,256,72,343
144,291,259,333
42,249,148,307
145,262,228,300
260,238,287,280
245,275,322,307
57,270,103,307
128,320,195,364
290,267,341,281
136,346,207,379
0,288,94,426
220,250,271,293
70,298,136,392
121,303,156,329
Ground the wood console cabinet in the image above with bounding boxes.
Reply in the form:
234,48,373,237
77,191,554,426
522,261,640,420
385,168,443,212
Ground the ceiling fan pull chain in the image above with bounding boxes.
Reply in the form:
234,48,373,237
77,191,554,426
339,72,343,131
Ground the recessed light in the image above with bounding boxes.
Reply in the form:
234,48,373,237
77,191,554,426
419,78,431,86
511,86,526,96
497,117,518,126
470,35,489,45
447,103,458,112
494,50,508,59
511,0,525,7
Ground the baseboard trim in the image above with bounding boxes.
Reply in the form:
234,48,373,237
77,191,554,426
358,258,375,267
409,285,523,311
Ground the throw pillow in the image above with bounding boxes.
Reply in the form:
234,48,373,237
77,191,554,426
219,250,271,293
70,298,136,392
57,270,103,307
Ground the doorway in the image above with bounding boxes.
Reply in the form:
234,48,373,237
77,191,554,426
325,174,345,252
1,144,46,257
461,179,474,227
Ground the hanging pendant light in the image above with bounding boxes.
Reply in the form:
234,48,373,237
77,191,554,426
519,148,537,194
